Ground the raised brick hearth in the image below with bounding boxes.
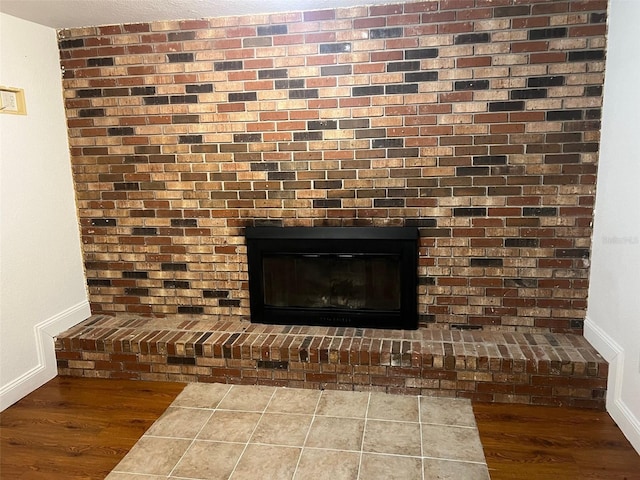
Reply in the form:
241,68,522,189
55,315,607,409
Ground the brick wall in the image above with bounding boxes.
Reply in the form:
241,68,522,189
59,0,607,333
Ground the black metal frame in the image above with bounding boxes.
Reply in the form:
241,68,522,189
245,226,419,330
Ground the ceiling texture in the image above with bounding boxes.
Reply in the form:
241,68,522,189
0,0,395,29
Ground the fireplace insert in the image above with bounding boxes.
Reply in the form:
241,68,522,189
245,226,418,329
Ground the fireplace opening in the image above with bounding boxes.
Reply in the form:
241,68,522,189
245,226,418,329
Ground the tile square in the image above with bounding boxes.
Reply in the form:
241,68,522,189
294,448,360,479
230,444,301,480
359,453,423,479
420,396,477,427
367,392,419,422
423,458,491,480
111,436,191,476
315,390,370,418
266,387,321,415
422,424,486,463
145,406,212,438
172,382,232,409
250,412,313,447
197,410,262,443
171,440,245,480
217,385,275,412
305,416,365,451
362,420,422,456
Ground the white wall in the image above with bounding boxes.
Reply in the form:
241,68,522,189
0,13,90,410
584,0,640,453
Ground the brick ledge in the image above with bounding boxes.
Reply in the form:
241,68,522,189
55,314,608,409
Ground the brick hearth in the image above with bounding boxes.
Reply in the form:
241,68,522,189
55,315,607,409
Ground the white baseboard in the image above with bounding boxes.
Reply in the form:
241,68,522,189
0,300,91,411
584,316,640,453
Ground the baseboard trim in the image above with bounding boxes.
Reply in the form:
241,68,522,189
584,316,640,453
0,300,91,411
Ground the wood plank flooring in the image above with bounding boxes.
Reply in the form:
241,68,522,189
1,377,638,479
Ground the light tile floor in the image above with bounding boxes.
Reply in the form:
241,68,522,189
107,383,491,480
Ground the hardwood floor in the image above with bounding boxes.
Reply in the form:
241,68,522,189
1,377,638,479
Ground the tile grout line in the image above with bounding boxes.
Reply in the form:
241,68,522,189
165,383,233,479
419,395,425,480
291,388,329,479
227,386,279,480
355,391,372,480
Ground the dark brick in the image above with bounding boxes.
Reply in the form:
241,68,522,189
489,101,525,112
78,108,105,117
355,129,387,139
257,360,289,369
257,25,288,35
529,27,567,40
167,53,194,63
314,180,343,189
319,43,351,53
268,172,296,181
340,119,370,129
275,79,305,89
352,86,385,96
162,263,188,271
387,148,419,158
314,199,342,208
373,139,404,148
143,96,169,105
321,65,353,76
124,288,149,296
528,76,565,87
179,135,203,144
405,71,438,82
546,110,583,121
590,12,607,23
455,33,490,44
123,271,148,279
556,248,590,258
164,280,190,289
87,279,112,286
168,31,196,41
251,162,279,171
170,95,198,104
131,86,156,95
203,290,229,298
59,38,84,49
387,61,421,72
229,92,257,102
113,182,140,191
405,48,438,59
168,356,197,365
219,299,241,307
308,120,338,130
523,207,557,216
405,218,437,227
568,50,605,61
91,218,116,226
233,133,262,143
454,207,487,217
455,80,490,91
191,145,218,153
214,61,244,71
457,166,490,176
289,89,319,99
258,69,288,79
77,89,102,98
374,199,405,207
511,89,547,99
294,131,323,141
473,155,507,165
186,84,214,93
171,219,198,227
108,127,134,136
370,28,403,39
585,86,603,97
172,114,200,124
505,238,539,247
131,227,157,235
87,57,114,67
494,5,530,17
586,109,601,120
470,258,503,267
177,306,204,314
386,84,419,94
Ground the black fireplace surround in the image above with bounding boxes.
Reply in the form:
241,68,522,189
245,226,419,330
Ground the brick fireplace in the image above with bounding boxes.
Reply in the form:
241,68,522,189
55,0,609,407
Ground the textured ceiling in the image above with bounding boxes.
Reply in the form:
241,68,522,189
0,0,396,29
